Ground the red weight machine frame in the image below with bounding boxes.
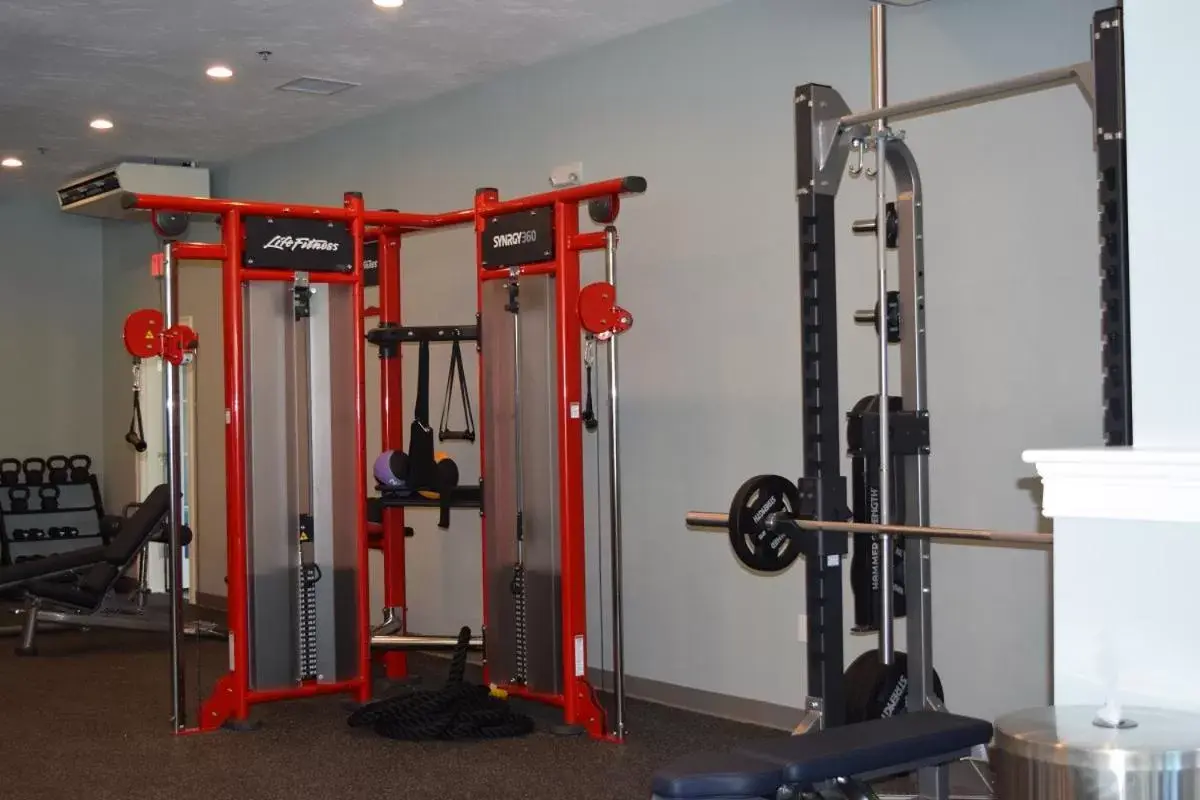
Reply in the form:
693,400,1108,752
122,177,642,740
372,179,642,742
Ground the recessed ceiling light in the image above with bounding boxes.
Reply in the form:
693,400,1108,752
1,157,22,169
90,118,114,131
206,65,234,80
373,0,404,7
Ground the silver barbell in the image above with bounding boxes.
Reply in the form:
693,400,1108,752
684,511,1052,547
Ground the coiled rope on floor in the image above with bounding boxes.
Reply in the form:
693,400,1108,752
348,626,535,741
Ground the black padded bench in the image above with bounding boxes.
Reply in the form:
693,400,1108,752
651,712,992,800
0,484,173,608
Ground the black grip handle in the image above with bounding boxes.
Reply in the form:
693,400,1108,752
438,431,477,442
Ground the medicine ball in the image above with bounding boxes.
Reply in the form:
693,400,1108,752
373,450,410,491
843,649,945,724
418,452,459,500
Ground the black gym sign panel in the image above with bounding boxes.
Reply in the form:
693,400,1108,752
363,240,379,287
242,216,355,273
480,207,555,270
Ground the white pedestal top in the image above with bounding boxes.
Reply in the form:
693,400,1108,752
1022,447,1200,522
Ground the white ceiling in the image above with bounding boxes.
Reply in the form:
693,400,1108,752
0,0,733,192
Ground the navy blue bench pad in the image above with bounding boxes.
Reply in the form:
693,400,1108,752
735,711,992,785
651,751,782,799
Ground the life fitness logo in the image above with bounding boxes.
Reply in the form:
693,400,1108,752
493,229,537,249
264,235,341,253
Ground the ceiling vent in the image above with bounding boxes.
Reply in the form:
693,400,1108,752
57,162,210,220
276,77,360,96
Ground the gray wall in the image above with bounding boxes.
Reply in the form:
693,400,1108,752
100,221,159,509
0,193,105,480
204,0,1105,721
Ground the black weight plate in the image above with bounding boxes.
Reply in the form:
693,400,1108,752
844,649,945,723
843,650,885,725
728,474,803,574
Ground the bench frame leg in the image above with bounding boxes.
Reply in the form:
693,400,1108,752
16,596,40,656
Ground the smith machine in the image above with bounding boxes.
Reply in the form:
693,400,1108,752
119,175,644,739
677,6,1127,800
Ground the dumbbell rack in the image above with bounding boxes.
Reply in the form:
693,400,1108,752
0,458,106,567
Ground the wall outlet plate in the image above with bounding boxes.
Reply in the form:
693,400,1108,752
550,161,583,188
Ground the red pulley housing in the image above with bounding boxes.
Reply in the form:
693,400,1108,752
578,281,632,338
123,309,166,359
162,324,199,366
123,308,198,365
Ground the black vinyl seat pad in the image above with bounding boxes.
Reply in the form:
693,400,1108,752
0,484,171,602
651,712,993,799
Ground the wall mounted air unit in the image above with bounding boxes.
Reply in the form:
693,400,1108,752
57,162,210,220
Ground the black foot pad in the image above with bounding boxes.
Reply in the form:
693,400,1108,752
222,718,262,733
14,646,37,657
550,724,586,737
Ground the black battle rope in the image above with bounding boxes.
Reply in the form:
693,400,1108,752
439,338,477,442
347,627,535,741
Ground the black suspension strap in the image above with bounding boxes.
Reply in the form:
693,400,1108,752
346,627,535,740
408,340,436,491
439,338,477,443
582,337,598,432
125,359,147,453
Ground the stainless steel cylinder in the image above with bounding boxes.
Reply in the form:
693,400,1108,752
162,241,187,732
370,634,484,652
870,0,894,668
604,225,627,739
993,706,1200,800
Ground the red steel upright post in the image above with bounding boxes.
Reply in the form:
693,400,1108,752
346,192,373,703
474,187,499,689
377,231,409,678
222,208,252,725
552,199,606,738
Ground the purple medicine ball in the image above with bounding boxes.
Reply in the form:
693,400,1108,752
373,450,409,489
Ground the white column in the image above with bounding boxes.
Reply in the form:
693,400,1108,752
1124,0,1200,445
1024,448,1200,711
1018,2,1200,714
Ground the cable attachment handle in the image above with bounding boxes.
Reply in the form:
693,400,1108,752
126,358,147,453
439,337,477,443
582,337,599,432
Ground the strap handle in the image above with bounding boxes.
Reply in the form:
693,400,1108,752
126,359,147,453
439,339,477,442
582,337,598,432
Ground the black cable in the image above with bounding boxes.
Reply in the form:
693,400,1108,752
347,626,534,741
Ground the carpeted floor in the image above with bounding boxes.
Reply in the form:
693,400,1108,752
0,620,773,800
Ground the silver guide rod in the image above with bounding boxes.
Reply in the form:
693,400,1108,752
162,241,187,732
682,511,1052,547
870,1,894,667
604,226,626,739
371,634,484,652
839,63,1089,130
